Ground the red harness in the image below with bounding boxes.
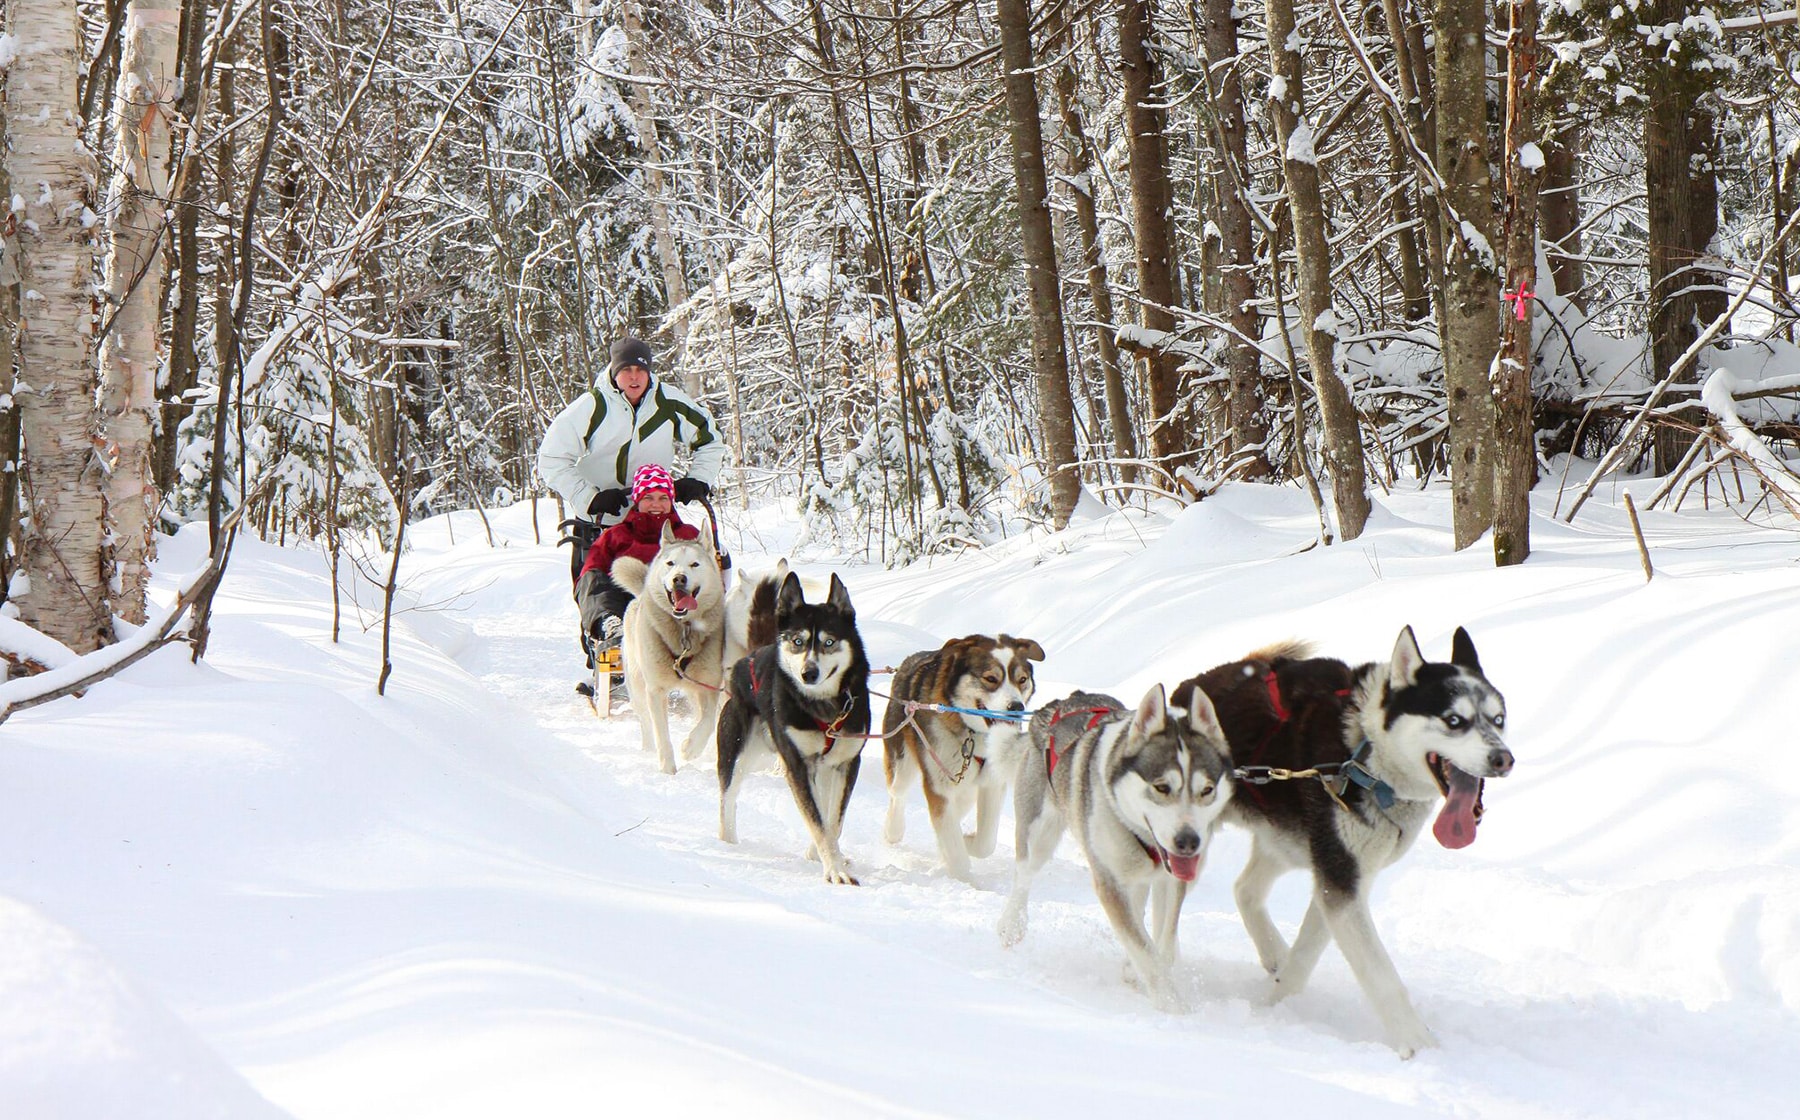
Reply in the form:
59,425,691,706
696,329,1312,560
1043,706,1115,776
1240,670,1354,806
747,656,857,753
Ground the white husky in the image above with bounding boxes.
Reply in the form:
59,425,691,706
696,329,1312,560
609,522,727,774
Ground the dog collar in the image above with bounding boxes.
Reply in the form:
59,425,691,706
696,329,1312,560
1326,740,1396,811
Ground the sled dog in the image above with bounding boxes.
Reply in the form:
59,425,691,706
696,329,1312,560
997,685,1233,1010
716,570,872,884
881,634,1045,879
609,521,728,774
1171,626,1513,1058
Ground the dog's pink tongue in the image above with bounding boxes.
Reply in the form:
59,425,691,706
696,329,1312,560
1165,852,1201,882
1433,769,1484,849
672,590,698,613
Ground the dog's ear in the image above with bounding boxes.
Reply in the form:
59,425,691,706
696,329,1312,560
826,572,854,616
1388,625,1425,690
660,519,680,545
1132,683,1169,738
1182,685,1225,742
1450,626,1482,673
1001,634,1045,662
777,570,806,618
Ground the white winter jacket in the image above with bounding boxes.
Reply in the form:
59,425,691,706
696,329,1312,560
536,375,724,522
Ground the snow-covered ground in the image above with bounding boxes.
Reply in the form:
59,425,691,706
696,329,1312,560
4,474,1799,1118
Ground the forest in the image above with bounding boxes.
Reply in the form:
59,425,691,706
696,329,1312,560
2,0,1798,659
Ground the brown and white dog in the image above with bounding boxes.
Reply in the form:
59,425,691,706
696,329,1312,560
880,634,1045,879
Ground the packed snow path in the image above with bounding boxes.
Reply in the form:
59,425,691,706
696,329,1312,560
4,485,1798,1118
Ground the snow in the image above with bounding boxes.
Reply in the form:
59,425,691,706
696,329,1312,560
4,483,1800,1117
1517,141,1545,172
1286,120,1318,165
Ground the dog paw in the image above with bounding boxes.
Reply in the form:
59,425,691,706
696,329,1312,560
822,863,860,886
963,832,997,859
803,844,820,862
658,759,677,776
1390,1023,1439,1060
996,907,1026,947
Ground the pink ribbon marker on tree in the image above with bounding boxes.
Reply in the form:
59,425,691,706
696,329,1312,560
1504,285,1534,322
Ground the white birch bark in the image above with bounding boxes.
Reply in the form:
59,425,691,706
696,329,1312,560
6,0,109,651
97,0,181,625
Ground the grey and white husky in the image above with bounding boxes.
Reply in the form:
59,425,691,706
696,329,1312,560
1172,625,1514,1058
609,522,727,775
716,571,872,885
997,684,1234,1011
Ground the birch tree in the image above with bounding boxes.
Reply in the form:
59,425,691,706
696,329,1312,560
6,0,110,651
97,0,181,624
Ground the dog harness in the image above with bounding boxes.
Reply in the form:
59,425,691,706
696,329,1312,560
1232,670,1394,810
745,656,861,755
1043,705,1116,777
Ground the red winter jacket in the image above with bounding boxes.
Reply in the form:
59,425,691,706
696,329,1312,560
579,508,700,580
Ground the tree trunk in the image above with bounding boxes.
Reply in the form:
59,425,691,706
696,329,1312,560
1053,39,1137,483
97,0,181,625
1118,0,1186,471
1494,0,1539,568
621,0,694,391
1434,0,1498,548
1199,0,1269,478
1540,125,1583,309
8,0,110,651
997,0,1079,527
156,0,210,496
1267,0,1369,539
0,90,19,599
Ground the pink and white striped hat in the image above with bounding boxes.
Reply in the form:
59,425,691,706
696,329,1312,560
631,463,676,506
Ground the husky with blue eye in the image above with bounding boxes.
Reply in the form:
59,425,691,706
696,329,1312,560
1172,626,1514,1058
715,571,871,885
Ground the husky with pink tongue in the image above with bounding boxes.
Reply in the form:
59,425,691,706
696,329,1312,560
1172,625,1513,1059
998,684,1234,1013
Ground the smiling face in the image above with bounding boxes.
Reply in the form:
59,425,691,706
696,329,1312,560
636,490,672,516
614,363,650,404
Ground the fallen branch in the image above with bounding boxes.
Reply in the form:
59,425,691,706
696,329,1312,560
0,480,269,728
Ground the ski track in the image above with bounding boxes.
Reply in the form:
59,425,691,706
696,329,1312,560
429,502,1799,1120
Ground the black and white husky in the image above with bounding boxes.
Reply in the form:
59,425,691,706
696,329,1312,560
997,685,1234,1011
716,571,872,885
1173,626,1514,1058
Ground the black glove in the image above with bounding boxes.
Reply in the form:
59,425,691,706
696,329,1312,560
588,488,629,518
673,477,711,504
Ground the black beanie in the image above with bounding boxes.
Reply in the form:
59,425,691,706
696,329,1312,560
607,337,655,385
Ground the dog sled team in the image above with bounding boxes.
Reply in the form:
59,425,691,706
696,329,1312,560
540,338,1517,1059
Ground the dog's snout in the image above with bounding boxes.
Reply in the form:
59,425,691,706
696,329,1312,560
802,660,821,685
1489,747,1515,776
1172,828,1201,858
1007,700,1025,713
671,573,689,592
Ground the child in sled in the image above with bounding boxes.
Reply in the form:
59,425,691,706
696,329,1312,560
575,463,701,671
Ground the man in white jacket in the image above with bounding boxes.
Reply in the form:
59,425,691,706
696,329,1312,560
538,336,724,583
